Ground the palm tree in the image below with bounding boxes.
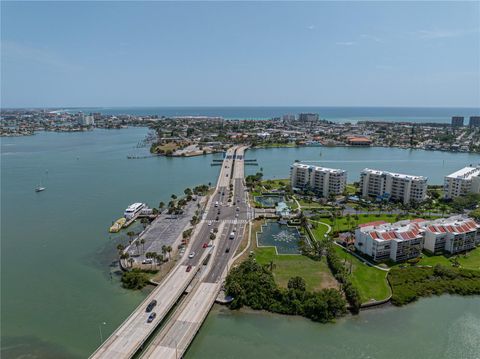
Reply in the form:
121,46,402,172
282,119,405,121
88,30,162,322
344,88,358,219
184,188,192,196
159,201,165,211
140,239,145,254
126,231,135,243
161,245,168,261
155,253,163,267
166,245,172,260
134,241,140,255
116,244,125,253
128,257,135,268
171,194,177,201
141,218,148,229
120,252,130,266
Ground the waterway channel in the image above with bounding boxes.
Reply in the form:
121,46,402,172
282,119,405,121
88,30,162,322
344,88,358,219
1,127,479,358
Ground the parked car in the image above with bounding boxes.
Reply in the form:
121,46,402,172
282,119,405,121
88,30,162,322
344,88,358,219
147,312,157,323
203,243,208,248
186,265,192,272
146,300,157,312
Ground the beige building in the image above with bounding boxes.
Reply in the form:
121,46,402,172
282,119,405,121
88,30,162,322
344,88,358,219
359,168,427,204
290,163,347,198
443,166,480,199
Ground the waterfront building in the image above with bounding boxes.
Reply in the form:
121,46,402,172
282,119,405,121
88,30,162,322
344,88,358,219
423,216,480,254
354,216,480,262
443,166,480,199
346,136,372,146
298,113,319,121
282,114,296,121
84,115,95,126
354,219,425,262
359,168,428,204
451,116,464,127
290,162,347,198
469,116,480,128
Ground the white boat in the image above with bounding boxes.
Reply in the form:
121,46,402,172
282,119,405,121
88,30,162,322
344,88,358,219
35,186,46,192
124,203,146,219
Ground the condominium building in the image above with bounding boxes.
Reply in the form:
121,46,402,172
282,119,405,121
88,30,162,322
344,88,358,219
359,169,428,204
355,216,480,262
282,114,296,121
451,116,464,127
423,216,480,254
355,219,425,262
290,163,347,198
298,113,319,121
469,116,480,128
443,166,480,199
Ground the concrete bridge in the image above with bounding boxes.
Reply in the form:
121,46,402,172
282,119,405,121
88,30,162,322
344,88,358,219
90,146,250,359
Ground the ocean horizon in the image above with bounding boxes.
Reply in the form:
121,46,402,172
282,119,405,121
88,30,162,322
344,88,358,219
3,106,480,124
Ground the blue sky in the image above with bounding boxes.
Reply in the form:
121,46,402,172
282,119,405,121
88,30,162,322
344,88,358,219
1,1,479,108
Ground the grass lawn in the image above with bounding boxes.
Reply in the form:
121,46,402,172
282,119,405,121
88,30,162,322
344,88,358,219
156,142,179,153
261,178,290,190
332,245,391,303
255,247,338,292
309,221,330,240
346,184,357,195
317,213,431,233
408,247,480,271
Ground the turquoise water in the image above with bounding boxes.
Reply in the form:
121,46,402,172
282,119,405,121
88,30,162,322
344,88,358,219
187,296,480,359
60,106,480,123
1,127,480,358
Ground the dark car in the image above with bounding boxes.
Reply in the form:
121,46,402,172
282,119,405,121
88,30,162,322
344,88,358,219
215,216,219,221
186,265,192,272
225,247,230,253
147,312,157,323
146,300,157,312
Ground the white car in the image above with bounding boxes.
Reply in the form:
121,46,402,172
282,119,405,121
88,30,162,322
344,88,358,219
188,252,195,259
208,221,212,226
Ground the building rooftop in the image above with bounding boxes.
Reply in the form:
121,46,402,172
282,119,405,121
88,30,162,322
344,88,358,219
361,168,427,181
292,162,346,174
445,166,480,180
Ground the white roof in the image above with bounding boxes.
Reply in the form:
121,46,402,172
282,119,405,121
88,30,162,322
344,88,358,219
292,162,346,174
361,168,426,181
445,166,480,180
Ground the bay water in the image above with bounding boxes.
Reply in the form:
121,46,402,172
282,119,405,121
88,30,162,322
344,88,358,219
1,127,479,358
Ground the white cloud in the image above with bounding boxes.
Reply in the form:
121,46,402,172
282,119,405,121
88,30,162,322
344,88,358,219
413,28,479,40
360,34,384,43
335,41,355,46
307,25,316,31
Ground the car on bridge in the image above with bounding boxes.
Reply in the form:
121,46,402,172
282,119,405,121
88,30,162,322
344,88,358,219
186,265,192,272
147,312,156,323
146,300,157,312
188,252,195,258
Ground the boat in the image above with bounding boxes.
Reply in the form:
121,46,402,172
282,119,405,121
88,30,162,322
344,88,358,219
109,218,127,233
35,186,46,192
124,203,146,219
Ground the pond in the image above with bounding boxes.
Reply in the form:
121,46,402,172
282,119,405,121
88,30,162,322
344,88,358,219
256,221,302,254
254,195,285,207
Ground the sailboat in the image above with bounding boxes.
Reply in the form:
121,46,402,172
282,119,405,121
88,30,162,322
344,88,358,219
35,185,46,192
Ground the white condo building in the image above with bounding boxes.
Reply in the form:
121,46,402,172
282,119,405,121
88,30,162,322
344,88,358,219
290,163,347,198
443,166,480,199
359,168,427,204
355,216,480,262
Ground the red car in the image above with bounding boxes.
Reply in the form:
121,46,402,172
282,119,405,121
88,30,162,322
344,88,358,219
186,265,192,272
203,243,208,248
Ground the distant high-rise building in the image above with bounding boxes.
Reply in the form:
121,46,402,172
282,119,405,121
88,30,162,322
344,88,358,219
469,116,480,128
84,115,95,126
298,113,319,121
451,116,464,127
282,114,296,121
